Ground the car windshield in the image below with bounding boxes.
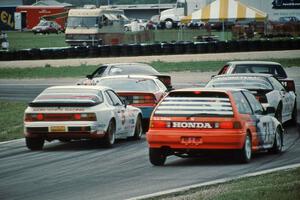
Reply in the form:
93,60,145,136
232,64,287,78
108,64,159,75
206,76,273,90
97,78,159,92
67,17,98,28
34,88,103,103
37,21,50,26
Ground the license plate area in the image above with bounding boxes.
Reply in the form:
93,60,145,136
181,136,203,146
49,126,67,132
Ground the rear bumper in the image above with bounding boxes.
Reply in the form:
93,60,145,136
147,129,246,150
24,122,105,140
139,106,154,119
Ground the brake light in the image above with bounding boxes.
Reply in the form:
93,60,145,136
24,113,97,122
150,120,170,128
132,95,156,104
215,121,242,129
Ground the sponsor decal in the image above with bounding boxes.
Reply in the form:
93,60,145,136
172,122,212,129
32,108,85,112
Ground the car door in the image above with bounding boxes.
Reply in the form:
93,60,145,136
243,91,275,148
106,90,128,135
269,77,294,121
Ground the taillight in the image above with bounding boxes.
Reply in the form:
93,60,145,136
286,81,295,92
214,121,242,129
24,113,97,122
150,120,170,128
132,95,156,104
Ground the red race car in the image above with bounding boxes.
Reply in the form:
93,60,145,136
147,88,284,166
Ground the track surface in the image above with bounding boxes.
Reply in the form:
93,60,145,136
0,68,300,200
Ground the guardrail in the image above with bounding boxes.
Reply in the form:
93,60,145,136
0,39,299,61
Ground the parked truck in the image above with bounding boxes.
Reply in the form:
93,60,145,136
65,7,128,46
159,0,209,28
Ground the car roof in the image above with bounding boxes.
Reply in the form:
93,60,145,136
170,87,246,93
213,73,273,79
103,63,152,67
46,85,112,91
94,75,158,80
227,61,281,66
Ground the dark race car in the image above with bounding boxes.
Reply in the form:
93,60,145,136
77,63,173,90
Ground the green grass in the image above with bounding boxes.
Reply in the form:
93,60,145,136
0,100,27,141
150,167,300,200
7,31,67,51
6,30,231,51
0,58,300,79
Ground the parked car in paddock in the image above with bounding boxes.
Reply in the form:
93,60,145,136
77,63,173,90
146,88,284,166
94,75,168,131
32,20,63,34
206,74,297,124
215,61,296,92
24,86,143,150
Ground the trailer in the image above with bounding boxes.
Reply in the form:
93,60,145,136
15,6,70,30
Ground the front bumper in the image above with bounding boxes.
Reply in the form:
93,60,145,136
147,129,246,150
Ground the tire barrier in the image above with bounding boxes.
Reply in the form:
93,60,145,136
1,39,300,61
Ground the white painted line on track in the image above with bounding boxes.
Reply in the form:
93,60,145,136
127,163,300,200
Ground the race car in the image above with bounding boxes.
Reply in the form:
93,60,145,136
93,75,168,131
24,86,143,150
76,63,172,90
146,88,284,166
215,61,296,92
206,74,297,124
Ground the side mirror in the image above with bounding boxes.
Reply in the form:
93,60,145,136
211,75,216,79
123,99,128,108
265,106,276,115
86,74,93,79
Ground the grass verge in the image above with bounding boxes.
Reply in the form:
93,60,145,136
149,167,300,200
0,58,300,79
0,100,27,142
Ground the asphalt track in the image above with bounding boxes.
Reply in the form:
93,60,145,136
0,66,300,200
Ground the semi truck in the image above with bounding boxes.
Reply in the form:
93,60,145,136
65,7,128,46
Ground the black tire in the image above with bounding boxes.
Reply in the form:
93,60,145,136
269,127,283,154
291,102,298,125
275,103,282,124
26,137,44,150
59,139,71,143
132,115,143,140
149,148,166,166
238,133,252,163
103,120,116,148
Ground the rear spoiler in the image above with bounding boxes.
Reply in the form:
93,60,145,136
29,101,100,107
279,78,296,93
151,75,173,91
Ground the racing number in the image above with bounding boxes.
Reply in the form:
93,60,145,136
263,122,272,144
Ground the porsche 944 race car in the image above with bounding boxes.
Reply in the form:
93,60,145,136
206,74,297,124
24,86,143,150
146,88,284,166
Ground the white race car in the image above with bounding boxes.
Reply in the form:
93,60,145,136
24,86,143,150
206,74,297,124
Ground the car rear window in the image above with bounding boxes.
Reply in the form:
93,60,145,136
154,91,233,117
108,64,159,75
32,88,103,106
233,64,287,78
97,78,159,92
206,76,273,90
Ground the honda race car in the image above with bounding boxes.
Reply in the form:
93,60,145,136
24,86,143,150
206,74,297,124
147,88,283,166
